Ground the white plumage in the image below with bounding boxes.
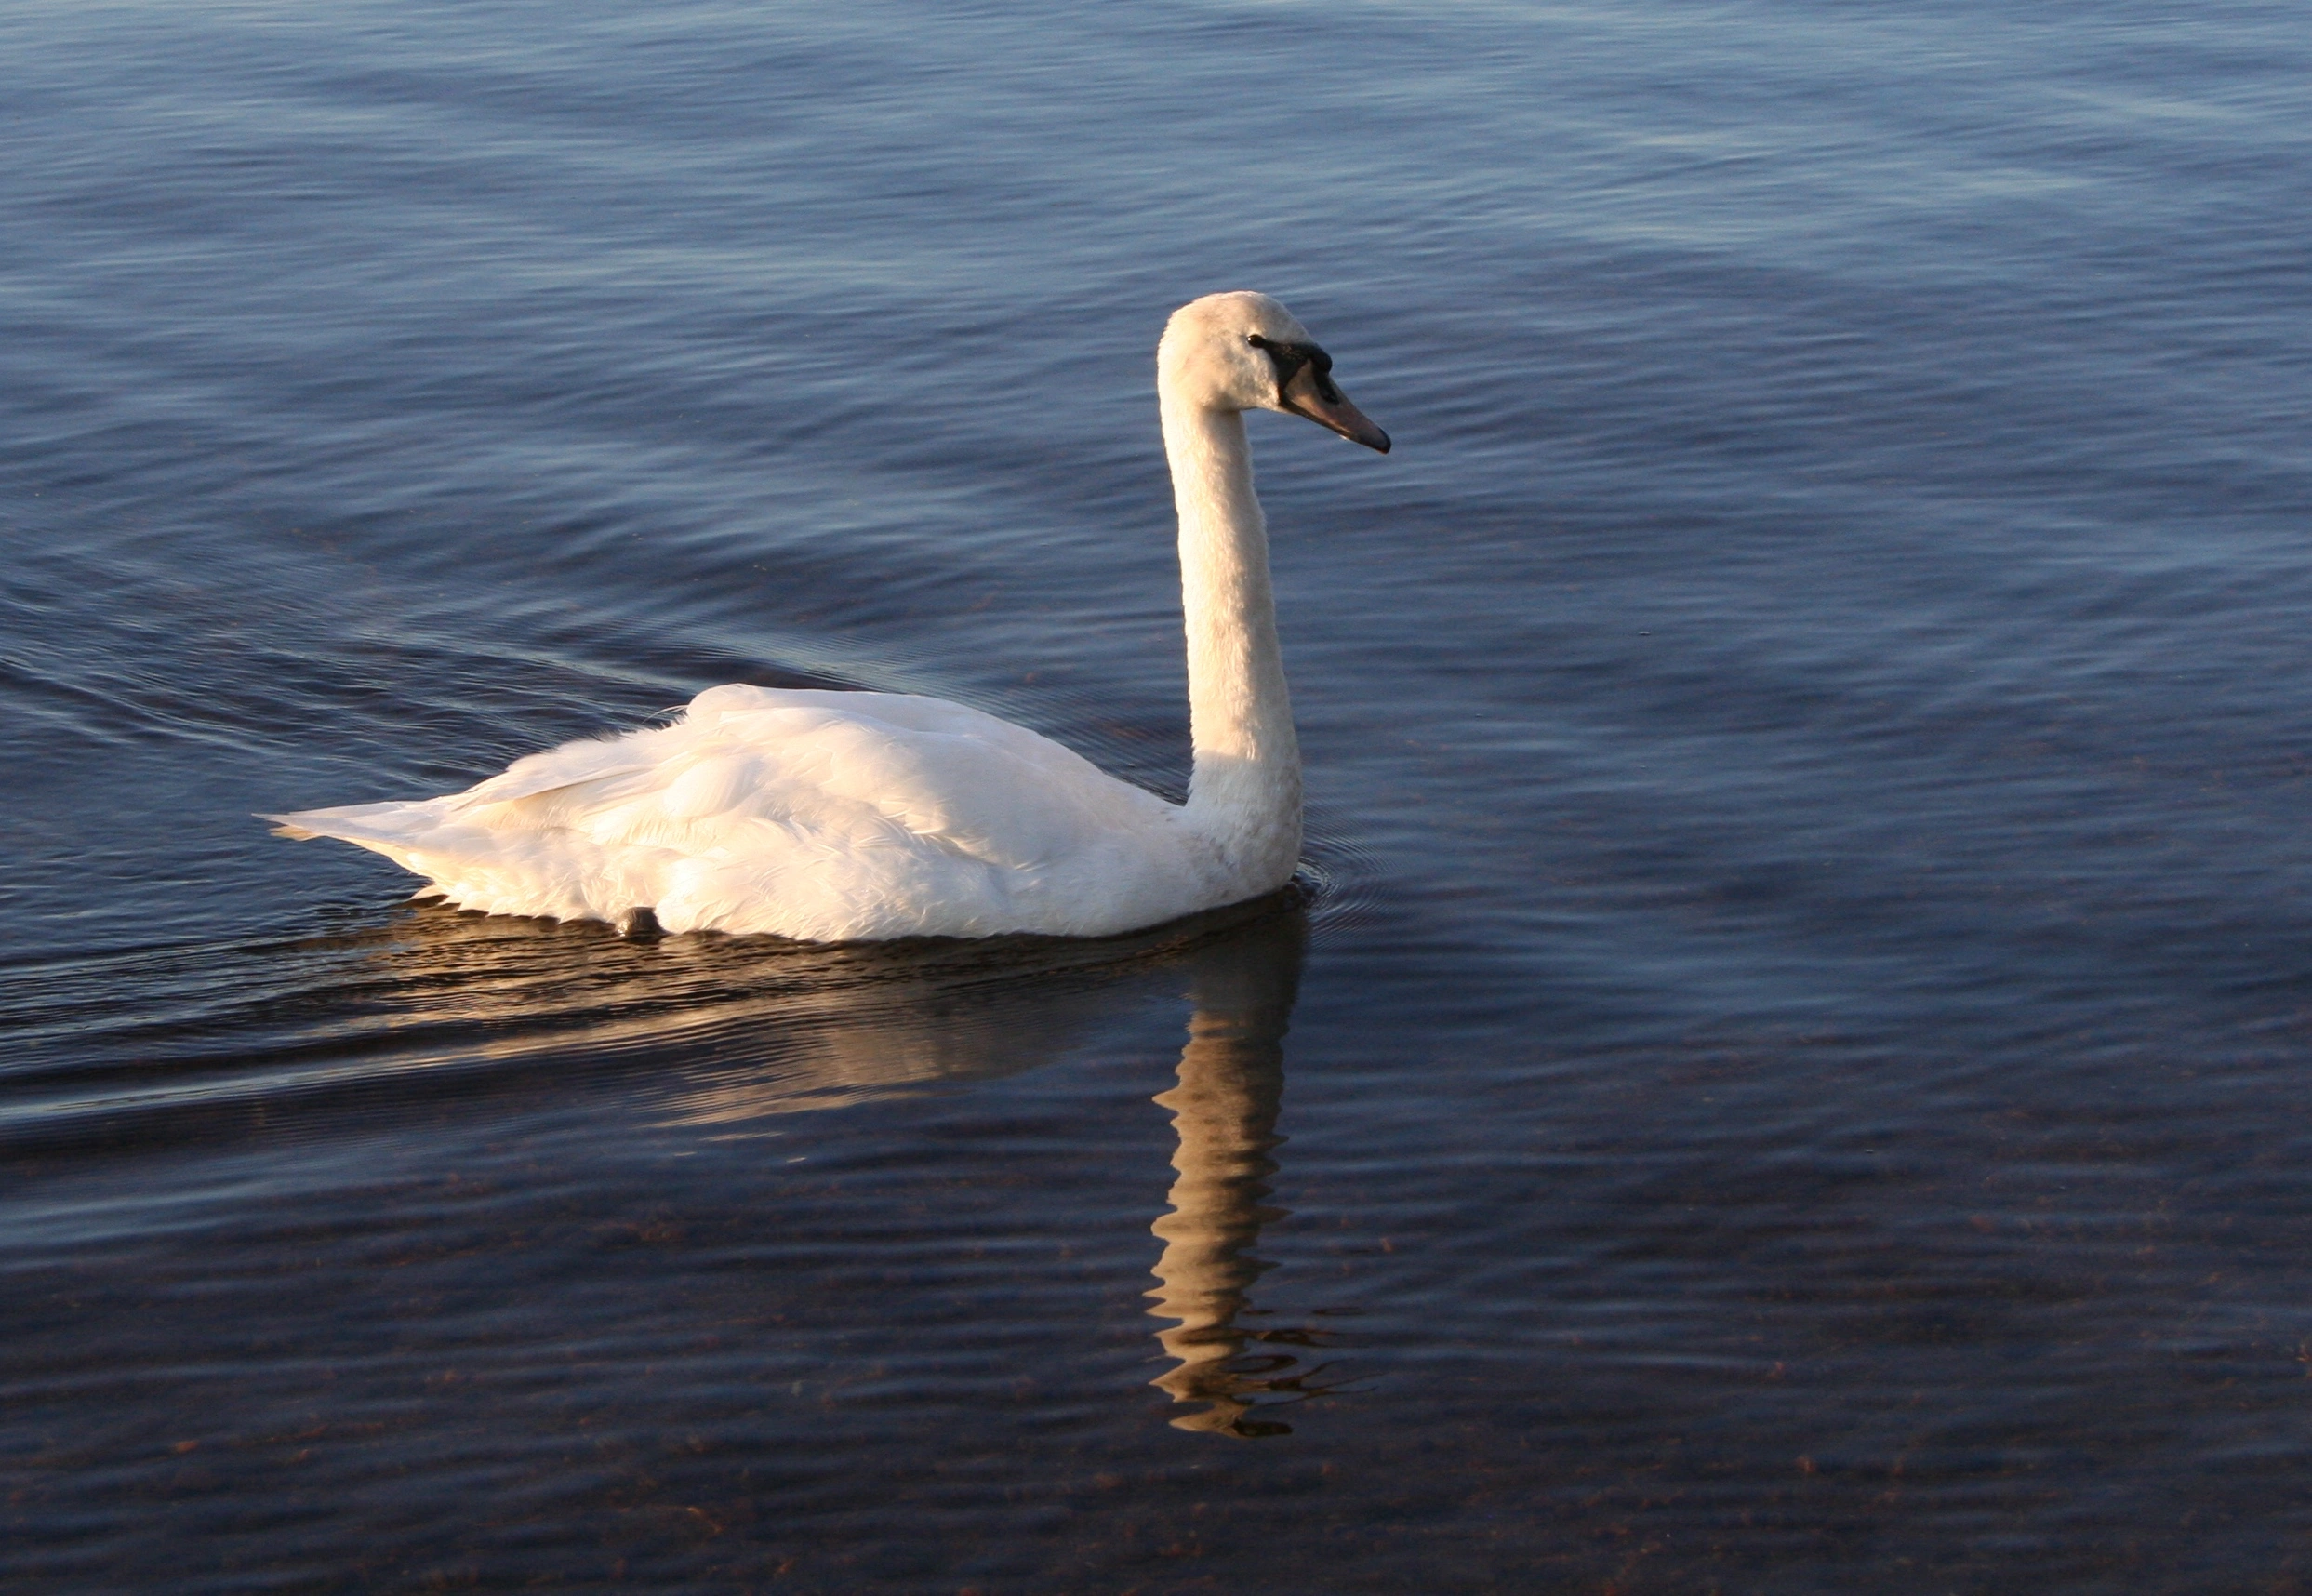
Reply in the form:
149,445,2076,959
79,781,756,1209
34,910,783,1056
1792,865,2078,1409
272,293,1389,940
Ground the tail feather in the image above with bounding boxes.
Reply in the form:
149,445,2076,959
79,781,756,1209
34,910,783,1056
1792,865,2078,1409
263,799,661,924
264,800,441,845
261,801,459,879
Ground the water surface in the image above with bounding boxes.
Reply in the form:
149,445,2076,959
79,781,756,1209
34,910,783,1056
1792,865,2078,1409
7,1,2312,1589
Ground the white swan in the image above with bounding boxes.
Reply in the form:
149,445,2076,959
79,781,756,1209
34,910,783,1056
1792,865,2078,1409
271,292,1389,941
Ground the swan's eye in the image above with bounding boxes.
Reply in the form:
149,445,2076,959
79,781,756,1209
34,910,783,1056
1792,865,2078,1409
1246,334,1309,391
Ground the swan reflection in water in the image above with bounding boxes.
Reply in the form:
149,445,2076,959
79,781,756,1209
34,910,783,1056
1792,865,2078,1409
320,891,1336,1433
1144,905,1342,1436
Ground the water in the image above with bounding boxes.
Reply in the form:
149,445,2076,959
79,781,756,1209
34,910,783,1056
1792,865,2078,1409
6,0,2311,1589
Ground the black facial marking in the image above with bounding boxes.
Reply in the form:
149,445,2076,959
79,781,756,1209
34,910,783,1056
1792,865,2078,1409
1246,333,1343,405
1244,330,1389,452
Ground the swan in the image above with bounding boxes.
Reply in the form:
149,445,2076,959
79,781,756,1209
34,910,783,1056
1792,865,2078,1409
270,292,1389,941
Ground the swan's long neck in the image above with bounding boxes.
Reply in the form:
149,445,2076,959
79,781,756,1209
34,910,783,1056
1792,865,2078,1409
1161,392,1302,892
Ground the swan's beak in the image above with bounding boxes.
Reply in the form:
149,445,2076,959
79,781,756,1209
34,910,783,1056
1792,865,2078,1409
1279,357,1391,454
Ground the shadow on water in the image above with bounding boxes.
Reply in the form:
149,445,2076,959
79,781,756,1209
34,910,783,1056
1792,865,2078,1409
5,876,1322,1157
377,892,1351,1440
368,898,1351,1439
10,872,1357,1435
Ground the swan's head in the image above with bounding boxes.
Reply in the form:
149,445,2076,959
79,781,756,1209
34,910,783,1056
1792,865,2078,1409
1160,291,1390,453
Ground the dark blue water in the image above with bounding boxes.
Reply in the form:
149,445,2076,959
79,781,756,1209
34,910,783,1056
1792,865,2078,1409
7,1,2312,1589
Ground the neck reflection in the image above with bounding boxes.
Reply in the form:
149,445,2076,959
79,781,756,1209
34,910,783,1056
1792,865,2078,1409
1146,908,1323,1437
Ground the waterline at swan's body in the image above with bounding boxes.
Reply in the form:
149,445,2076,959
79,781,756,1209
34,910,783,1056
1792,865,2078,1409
271,292,1389,940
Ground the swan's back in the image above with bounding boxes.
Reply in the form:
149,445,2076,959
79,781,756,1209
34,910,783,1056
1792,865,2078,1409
273,685,1214,940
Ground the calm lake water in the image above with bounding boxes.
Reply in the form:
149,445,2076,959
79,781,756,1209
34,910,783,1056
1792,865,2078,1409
7,1,2312,1589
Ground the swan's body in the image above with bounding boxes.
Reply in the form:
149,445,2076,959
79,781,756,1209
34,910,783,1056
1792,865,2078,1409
272,293,1389,940
277,684,1224,941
